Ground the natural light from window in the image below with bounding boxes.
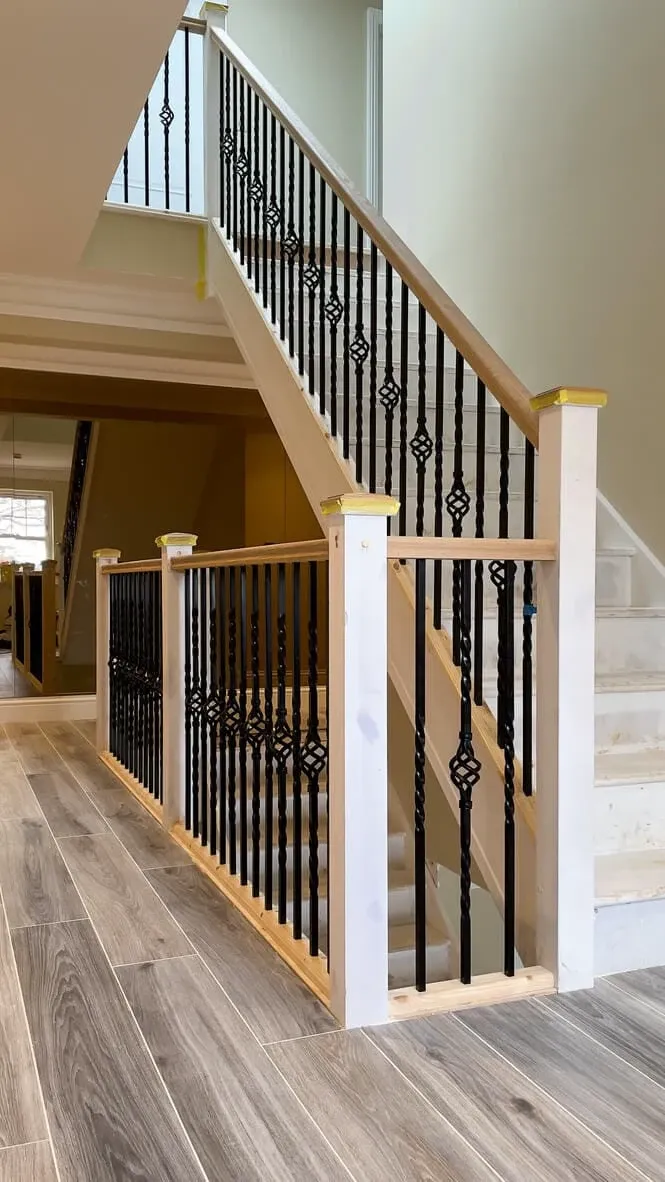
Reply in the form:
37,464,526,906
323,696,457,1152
0,493,51,568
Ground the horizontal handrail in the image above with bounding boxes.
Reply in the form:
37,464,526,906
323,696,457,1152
104,560,161,574
180,16,206,34
388,538,556,562
170,539,328,570
211,25,538,448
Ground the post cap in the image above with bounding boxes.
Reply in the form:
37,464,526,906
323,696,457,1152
93,548,121,559
321,493,400,518
155,532,198,549
199,1,228,15
531,387,608,412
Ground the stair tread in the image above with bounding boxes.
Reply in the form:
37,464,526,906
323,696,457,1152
596,671,665,693
595,747,665,786
389,920,450,953
596,848,665,905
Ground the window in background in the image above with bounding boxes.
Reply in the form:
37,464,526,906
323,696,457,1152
0,492,52,567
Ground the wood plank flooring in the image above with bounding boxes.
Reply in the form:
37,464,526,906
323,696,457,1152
2,720,665,1180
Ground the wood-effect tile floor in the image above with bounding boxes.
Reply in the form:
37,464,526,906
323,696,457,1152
1,720,665,1179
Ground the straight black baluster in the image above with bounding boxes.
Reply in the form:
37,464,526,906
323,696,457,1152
162,52,172,211
327,194,340,438
208,569,218,858
137,574,144,788
219,52,225,225
414,558,427,992
380,262,399,531
285,138,296,356
306,562,321,956
239,566,249,885
232,67,238,252
279,127,286,339
433,328,445,626
262,104,268,308
474,380,486,705
449,350,471,665
412,304,431,537
269,113,278,324
319,179,327,417
264,565,274,910
246,85,252,282
145,572,151,793
238,76,247,266
192,568,201,839
495,408,511,746
342,208,351,458
123,575,129,770
275,564,291,923
252,92,261,290
369,244,378,492
398,281,410,537
523,439,536,797
306,163,319,400
123,149,129,204
297,149,305,375
227,568,238,875
449,560,480,985
143,101,150,206
353,226,368,484
292,563,303,939
218,569,228,863
157,570,164,804
249,566,263,895
129,576,136,777
200,568,208,848
503,557,516,977
109,577,116,758
184,28,191,213
184,570,192,831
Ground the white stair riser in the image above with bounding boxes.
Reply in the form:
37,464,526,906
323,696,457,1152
388,942,452,990
594,782,665,855
595,616,665,674
595,689,665,751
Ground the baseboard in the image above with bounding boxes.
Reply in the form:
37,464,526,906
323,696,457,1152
595,896,665,976
0,693,96,723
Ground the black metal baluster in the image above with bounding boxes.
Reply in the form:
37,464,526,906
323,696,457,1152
137,574,145,788
326,194,341,438
433,328,445,627
250,92,262,291
143,100,150,206
223,57,232,237
284,138,297,356
184,570,192,831
411,304,432,537
380,262,399,530
246,84,252,282
447,350,471,665
248,566,263,895
237,76,248,266
274,564,292,923
280,127,286,340
305,164,319,400
161,52,173,211
184,28,191,213
523,440,536,797
449,560,481,984
474,380,487,705
292,563,303,939
268,114,279,324
109,577,117,759
319,179,327,418
353,227,370,483
342,208,351,458
191,568,201,840
157,570,163,804
227,568,238,875
297,149,305,375
503,558,516,977
239,565,249,885
123,149,129,204
414,558,427,991
219,52,224,225
305,562,323,957
200,567,208,848
369,244,378,492
232,67,238,251
128,576,136,777
264,565,274,910
208,568,218,858
218,569,228,863
262,104,268,308
494,408,511,746
398,281,410,537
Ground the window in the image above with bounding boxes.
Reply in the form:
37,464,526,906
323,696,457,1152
0,492,52,568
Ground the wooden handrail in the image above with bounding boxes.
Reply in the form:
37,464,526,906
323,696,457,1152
104,559,161,574
171,539,328,570
180,16,206,34
388,538,556,562
210,26,539,448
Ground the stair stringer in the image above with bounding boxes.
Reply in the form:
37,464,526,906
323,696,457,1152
207,222,537,964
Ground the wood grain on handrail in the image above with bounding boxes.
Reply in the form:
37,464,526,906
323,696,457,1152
170,539,328,570
388,538,556,562
104,560,161,574
211,27,538,448
179,16,206,34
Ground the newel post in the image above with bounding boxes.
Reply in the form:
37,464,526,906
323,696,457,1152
157,533,198,829
201,1,228,224
322,492,399,1029
93,549,121,753
533,387,607,992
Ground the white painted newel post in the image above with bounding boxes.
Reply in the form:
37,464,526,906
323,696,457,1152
533,387,607,992
201,1,228,224
322,492,399,1029
156,533,198,829
93,548,121,754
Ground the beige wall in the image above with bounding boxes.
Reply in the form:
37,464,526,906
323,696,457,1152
227,0,378,189
383,0,665,558
245,428,322,547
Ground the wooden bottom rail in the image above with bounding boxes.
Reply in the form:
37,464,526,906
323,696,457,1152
100,750,331,1010
389,967,554,1022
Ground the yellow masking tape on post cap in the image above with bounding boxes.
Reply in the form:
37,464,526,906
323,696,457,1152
155,533,198,548
530,387,608,412
321,493,400,518
93,549,121,558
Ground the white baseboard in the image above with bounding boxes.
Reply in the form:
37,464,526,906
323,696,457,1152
0,694,96,723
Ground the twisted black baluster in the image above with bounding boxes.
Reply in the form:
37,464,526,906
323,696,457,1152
523,440,536,797
433,328,445,628
447,350,471,665
274,564,292,923
223,57,233,238
248,566,264,895
342,208,351,458
503,558,516,976
123,149,129,204
474,380,486,705
137,574,145,786
191,568,201,840
156,570,164,804
184,570,192,831
237,76,248,266
292,563,303,938
279,127,286,338
414,558,427,991
284,137,297,356
369,244,378,492
411,304,433,537
227,568,238,875
264,565,274,910
231,67,238,250
143,100,150,206
184,28,191,213
239,565,249,885
268,113,279,324
305,563,323,956
352,227,370,483
246,88,253,282
297,149,305,375
305,164,319,401
262,104,268,307
208,568,218,858
380,262,399,530
398,281,410,537
449,560,481,984
325,194,342,438
319,179,327,418
200,568,208,848
494,408,511,745
161,52,173,210
218,569,228,863
250,92,262,292
218,52,224,224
